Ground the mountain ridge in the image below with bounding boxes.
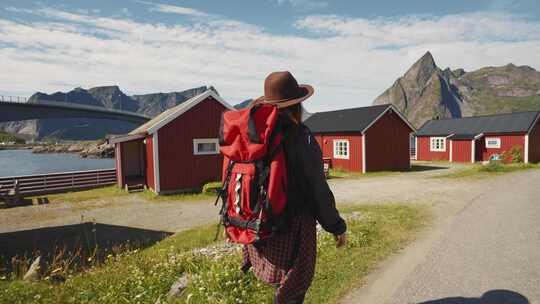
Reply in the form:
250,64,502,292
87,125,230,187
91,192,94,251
373,52,540,128
0,86,213,140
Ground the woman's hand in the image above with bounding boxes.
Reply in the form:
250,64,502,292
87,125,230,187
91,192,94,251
334,233,347,248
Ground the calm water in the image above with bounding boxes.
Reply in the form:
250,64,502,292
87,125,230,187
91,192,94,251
0,149,115,177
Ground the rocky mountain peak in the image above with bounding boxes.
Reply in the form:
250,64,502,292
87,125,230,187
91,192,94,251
373,52,540,128
403,51,438,84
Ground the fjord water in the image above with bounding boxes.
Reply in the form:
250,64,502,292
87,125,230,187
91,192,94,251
0,149,114,177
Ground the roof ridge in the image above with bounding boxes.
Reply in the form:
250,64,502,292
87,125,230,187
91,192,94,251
426,110,540,123
312,104,390,115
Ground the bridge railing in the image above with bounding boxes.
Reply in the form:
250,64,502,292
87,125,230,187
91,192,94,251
0,168,117,197
0,96,28,103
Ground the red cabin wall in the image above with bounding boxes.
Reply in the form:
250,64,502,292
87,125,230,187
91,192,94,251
157,97,226,192
145,134,155,190
529,118,540,163
364,110,412,172
313,133,363,172
475,133,525,162
451,140,472,163
417,136,450,161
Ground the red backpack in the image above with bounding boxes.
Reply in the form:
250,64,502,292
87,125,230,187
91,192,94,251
216,104,288,245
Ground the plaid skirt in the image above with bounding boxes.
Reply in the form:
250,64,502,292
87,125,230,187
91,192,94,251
242,214,317,303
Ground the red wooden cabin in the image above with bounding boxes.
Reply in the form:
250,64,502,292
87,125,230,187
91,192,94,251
110,90,234,194
416,111,540,163
304,104,415,173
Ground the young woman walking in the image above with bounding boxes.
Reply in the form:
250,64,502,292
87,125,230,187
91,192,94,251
241,71,347,304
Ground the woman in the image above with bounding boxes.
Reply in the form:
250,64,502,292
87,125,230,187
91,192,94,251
242,71,347,304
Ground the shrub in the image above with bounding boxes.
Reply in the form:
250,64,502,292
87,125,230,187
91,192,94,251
501,145,523,163
202,181,222,195
481,161,505,172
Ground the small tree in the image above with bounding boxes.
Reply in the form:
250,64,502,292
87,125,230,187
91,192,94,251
501,145,523,163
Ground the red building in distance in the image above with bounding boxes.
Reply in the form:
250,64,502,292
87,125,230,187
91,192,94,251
416,111,540,163
304,104,416,173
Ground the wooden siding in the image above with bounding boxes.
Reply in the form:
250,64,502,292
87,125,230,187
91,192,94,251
529,118,540,163
145,134,155,190
416,136,450,161
313,133,363,172
451,140,472,163
475,133,525,162
364,110,412,172
157,97,226,192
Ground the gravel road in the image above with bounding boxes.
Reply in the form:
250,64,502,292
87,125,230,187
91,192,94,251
341,167,540,304
0,162,464,234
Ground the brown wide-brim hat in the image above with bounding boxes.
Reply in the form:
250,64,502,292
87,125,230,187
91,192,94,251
254,71,314,108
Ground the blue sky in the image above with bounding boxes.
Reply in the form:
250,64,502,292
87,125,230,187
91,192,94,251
1,0,540,111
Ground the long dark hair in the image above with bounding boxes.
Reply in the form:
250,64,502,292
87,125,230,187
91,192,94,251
279,103,302,147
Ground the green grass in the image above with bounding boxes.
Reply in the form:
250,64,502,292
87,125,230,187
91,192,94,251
138,189,215,202
0,204,428,304
329,163,445,179
329,167,401,179
435,162,540,179
34,185,218,205
35,186,129,204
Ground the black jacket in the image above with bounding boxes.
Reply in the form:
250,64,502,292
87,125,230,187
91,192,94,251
283,123,347,236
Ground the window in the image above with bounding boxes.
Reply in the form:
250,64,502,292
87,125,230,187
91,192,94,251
485,137,501,149
430,137,446,152
193,138,219,155
333,139,349,159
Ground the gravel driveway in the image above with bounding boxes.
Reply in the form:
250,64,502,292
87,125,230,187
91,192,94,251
0,162,465,234
341,166,540,304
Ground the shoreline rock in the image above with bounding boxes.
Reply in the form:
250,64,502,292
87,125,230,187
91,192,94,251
32,141,114,158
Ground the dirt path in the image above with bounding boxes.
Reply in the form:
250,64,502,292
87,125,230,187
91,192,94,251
0,162,467,234
340,168,540,304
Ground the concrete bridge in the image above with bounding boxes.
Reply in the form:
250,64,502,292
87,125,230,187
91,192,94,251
0,96,151,124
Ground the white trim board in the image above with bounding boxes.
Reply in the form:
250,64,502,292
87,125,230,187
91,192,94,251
525,134,529,163
152,132,161,194
362,135,366,174
414,135,418,161
527,112,540,133
147,90,234,134
471,139,475,164
449,139,453,162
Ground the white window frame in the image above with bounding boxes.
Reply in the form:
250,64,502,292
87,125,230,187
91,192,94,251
193,138,220,155
333,139,350,160
485,137,501,149
430,137,446,152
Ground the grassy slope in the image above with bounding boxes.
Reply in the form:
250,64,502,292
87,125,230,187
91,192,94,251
0,204,428,304
37,185,216,205
435,163,540,179
0,132,25,144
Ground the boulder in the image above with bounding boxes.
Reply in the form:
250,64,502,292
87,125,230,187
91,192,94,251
167,274,189,300
23,256,41,281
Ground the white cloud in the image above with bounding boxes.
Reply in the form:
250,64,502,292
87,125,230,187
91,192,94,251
1,8,539,112
135,1,209,17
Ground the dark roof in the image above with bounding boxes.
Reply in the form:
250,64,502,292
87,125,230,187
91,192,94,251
417,111,540,136
304,104,397,133
447,134,477,140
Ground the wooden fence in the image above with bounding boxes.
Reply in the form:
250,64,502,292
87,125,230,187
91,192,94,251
0,169,116,197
